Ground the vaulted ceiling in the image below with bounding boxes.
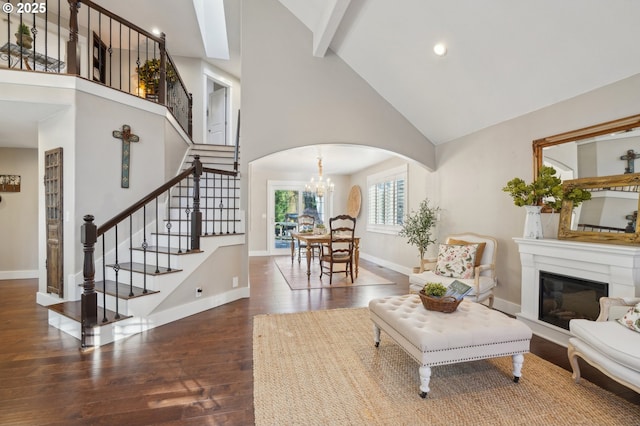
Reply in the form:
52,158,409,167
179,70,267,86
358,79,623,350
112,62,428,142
4,0,640,174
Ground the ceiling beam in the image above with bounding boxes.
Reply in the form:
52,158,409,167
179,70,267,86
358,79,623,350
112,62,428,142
312,0,350,57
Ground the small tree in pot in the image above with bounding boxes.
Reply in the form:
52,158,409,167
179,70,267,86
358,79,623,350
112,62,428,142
399,198,440,272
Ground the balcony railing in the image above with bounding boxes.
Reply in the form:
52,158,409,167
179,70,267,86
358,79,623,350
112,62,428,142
1,0,192,136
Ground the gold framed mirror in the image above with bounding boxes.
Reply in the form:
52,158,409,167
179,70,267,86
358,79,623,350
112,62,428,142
558,173,640,245
533,114,640,181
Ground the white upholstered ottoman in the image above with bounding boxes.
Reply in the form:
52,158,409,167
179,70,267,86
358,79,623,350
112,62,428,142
369,294,532,398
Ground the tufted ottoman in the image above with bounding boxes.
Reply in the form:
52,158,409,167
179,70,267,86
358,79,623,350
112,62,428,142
369,294,532,398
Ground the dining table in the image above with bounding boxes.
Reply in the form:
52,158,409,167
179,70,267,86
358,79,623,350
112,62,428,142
290,232,360,279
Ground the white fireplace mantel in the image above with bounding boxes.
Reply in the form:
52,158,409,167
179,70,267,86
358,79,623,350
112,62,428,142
514,237,640,346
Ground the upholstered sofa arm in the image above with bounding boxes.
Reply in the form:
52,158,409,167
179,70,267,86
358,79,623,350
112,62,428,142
597,297,640,321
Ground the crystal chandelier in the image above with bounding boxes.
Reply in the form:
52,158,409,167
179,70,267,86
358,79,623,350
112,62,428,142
305,157,334,198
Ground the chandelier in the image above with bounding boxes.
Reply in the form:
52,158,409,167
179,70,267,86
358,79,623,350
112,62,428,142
305,157,334,198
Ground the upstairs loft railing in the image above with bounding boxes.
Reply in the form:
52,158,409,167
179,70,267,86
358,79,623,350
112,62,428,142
80,156,240,348
1,0,192,136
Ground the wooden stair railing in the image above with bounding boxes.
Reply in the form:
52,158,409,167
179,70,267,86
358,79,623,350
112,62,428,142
79,156,239,349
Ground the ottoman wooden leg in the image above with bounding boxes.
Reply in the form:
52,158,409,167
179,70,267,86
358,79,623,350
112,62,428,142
419,365,431,398
512,353,524,383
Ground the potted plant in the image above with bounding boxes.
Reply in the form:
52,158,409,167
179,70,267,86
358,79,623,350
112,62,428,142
502,165,591,238
422,282,446,297
136,58,177,98
399,198,440,272
15,23,32,49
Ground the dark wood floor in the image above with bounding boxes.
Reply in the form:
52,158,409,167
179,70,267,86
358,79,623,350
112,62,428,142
1,257,637,425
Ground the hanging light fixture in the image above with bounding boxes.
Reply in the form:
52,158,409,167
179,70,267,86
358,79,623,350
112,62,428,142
305,157,334,198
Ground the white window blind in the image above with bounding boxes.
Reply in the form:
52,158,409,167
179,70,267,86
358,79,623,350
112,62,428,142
367,165,406,234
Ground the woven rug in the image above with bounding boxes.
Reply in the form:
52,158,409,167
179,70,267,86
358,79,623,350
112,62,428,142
253,308,640,425
273,256,394,289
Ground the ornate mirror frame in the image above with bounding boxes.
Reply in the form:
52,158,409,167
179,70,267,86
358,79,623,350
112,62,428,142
558,173,640,245
533,114,640,179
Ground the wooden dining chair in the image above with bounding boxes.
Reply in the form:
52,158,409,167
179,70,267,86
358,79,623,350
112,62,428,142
297,214,319,262
319,215,356,284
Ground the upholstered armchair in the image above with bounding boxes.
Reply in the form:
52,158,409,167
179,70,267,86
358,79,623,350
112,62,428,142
409,233,498,308
568,297,640,393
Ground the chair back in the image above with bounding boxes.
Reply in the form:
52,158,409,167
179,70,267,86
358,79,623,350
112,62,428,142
446,232,497,277
297,214,315,233
327,215,356,258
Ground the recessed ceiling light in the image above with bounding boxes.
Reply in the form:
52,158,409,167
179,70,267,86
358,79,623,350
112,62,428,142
433,43,447,56
152,28,161,36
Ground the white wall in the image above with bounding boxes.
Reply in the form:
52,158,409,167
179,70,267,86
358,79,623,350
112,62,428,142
241,0,640,307
0,148,38,278
436,73,640,305
241,0,435,170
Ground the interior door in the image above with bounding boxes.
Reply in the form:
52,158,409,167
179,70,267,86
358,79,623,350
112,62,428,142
207,86,226,145
45,148,63,297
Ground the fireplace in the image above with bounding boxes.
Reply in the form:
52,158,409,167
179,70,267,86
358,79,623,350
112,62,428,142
515,238,640,346
538,271,608,330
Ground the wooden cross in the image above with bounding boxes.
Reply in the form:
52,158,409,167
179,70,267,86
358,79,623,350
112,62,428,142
112,124,140,188
620,149,639,174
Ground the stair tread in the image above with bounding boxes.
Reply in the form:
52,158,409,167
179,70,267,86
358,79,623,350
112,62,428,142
93,280,160,299
106,262,182,275
130,246,202,255
48,301,131,326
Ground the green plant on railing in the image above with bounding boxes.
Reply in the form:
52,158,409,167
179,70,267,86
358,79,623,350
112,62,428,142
136,58,177,95
15,23,33,49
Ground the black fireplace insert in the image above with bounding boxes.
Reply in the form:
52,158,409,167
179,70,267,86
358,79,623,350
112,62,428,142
538,271,608,330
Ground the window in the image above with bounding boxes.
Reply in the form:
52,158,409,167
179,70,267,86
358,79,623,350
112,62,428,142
367,165,406,234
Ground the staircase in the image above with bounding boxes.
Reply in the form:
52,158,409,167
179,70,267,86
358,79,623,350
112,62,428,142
47,144,245,348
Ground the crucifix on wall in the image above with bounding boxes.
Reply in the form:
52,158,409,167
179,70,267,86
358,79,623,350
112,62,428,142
620,149,639,174
112,124,140,188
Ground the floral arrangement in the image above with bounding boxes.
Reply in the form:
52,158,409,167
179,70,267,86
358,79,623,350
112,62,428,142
502,165,591,211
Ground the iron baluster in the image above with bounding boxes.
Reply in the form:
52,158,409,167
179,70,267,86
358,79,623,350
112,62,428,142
113,225,120,319
219,173,224,234
185,175,191,249
142,204,148,293
204,171,209,235
233,174,237,233
155,197,159,273
177,179,183,253
191,156,202,251
166,189,172,271
227,175,230,234
101,236,107,323
128,215,133,297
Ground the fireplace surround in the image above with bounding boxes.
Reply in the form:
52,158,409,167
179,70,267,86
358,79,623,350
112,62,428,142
515,238,640,346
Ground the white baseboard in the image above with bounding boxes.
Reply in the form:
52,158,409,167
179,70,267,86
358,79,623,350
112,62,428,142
0,270,38,280
358,253,412,275
249,250,270,257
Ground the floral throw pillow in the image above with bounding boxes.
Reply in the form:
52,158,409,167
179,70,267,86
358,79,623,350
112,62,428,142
434,244,477,279
618,302,640,332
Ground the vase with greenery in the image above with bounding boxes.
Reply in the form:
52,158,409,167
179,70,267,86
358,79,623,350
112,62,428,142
15,24,32,49
502,165,592,211
503,165,592,238
399,198,440,272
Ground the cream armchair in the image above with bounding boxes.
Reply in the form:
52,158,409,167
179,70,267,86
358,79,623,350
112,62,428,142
409,233,498,308
568,297,640,393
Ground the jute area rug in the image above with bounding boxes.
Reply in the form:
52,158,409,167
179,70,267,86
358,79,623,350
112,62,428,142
273,255,394,290
253,308,640,426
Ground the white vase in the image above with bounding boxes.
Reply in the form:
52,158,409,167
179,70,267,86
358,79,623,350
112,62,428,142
523,205,543,239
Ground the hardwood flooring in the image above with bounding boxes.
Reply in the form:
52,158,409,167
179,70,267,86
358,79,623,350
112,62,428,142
0,257,637,425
